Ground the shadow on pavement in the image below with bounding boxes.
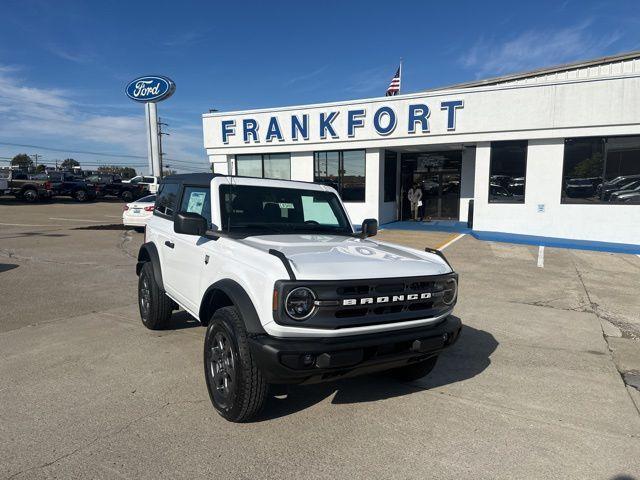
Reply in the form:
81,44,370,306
256,322,498,421
0,263,19,273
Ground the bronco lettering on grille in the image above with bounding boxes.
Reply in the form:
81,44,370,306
342,292,432,306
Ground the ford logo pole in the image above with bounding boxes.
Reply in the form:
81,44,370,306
125,76,176,178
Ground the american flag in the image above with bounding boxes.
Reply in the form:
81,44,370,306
385,65,401,96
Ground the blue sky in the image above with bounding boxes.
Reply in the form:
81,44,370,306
1,0,639,173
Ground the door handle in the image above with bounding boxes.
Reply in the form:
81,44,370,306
164,241,174,249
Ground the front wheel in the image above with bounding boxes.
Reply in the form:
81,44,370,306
388,356,438,381
138,262,173,330
204,306,267,422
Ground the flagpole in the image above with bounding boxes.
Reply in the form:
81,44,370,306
399,58,403,95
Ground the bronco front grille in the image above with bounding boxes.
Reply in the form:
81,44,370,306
273,274,457,329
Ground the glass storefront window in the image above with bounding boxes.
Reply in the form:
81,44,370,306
562,136,640,204
236,154,291,180
489,141,528,203
313,150,366,202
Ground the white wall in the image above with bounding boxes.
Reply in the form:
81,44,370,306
473,139,640,245
290,151,313,181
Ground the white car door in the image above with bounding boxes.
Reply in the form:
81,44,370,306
167,185,213,314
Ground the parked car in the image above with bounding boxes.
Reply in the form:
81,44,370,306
564,178,597,198
86,173,149,202
609,183,640,202
597,174,640,197
0,171,9,195
601,178,640,201
621,192,640,203
29,171,97,202
136,174,461,422
489,183,517,202
122,194,156,230
122,175,160,193
4,170,53,202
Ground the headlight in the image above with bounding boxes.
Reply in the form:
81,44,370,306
285,287,316,320
442,278,457,305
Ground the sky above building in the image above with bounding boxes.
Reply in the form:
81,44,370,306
1,0,639,174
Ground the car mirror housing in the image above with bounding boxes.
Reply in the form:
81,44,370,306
174,211,208,236
361,218,378,238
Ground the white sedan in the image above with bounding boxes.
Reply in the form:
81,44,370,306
122,194,156,230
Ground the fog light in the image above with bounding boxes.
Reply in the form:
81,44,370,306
301,354,315,367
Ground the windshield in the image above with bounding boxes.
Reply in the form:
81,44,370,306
219,185,352,235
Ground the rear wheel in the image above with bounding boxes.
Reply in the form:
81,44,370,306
74,189,88,202
138,262,172,330
204,306,267,422
121,190,133,202
22,188,38,203
388,356,438,381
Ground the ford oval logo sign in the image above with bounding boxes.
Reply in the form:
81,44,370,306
125,75,175,103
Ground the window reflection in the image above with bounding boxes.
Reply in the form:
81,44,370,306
562,136,640,204
489,141,528,203
314,150,366,202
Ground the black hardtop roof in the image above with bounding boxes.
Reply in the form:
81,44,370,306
162,173,220,186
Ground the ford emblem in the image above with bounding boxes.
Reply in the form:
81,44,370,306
125,75,176,103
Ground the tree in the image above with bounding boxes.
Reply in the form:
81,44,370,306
11,153,33,169
61,158,80,169
163,169,177,177
35,164,46,173
97,165,137,179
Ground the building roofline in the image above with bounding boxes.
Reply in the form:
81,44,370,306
425,50,640,92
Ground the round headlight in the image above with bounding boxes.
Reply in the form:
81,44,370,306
442,278,457,305
285,287,316,320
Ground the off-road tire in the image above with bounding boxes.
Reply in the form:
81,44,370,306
121,190,133,202
204,306,267,422
22,188,38,203
138,261,172,330
74,189,88,202
388,355,438,381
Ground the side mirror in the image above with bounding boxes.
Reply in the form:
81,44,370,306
174,211,208,236
361,218,378,238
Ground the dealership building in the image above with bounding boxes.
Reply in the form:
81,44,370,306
203,51,640,248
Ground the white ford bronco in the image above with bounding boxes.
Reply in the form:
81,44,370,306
136,173,461,422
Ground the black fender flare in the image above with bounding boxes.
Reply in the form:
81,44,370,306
136,242,164,290
199,279,266,334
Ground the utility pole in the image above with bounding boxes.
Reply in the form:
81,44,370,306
158,117,169,178
30,153,42,170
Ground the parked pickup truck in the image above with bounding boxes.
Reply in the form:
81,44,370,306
122,175,160,193
2,170,53,202
29,172,97,202
86,173,149,202
136,174,461,422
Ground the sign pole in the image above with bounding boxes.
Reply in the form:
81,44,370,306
145,102,161,177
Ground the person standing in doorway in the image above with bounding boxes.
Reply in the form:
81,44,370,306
407,184,423,221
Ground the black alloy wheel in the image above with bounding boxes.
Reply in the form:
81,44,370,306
207,330,237,410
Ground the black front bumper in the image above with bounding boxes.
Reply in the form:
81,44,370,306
248,315,462,384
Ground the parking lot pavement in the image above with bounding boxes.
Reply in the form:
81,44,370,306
1,203,639,479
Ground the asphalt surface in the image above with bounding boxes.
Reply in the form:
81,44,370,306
1,199,639,479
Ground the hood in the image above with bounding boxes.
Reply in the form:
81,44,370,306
240,234,451,280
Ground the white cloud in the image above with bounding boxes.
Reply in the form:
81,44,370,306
0,66,207,173
460,20,623,78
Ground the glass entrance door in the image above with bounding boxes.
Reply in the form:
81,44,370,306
400,150,462,220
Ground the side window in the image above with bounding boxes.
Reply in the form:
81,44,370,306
155,182,180,216
179,186,212,226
